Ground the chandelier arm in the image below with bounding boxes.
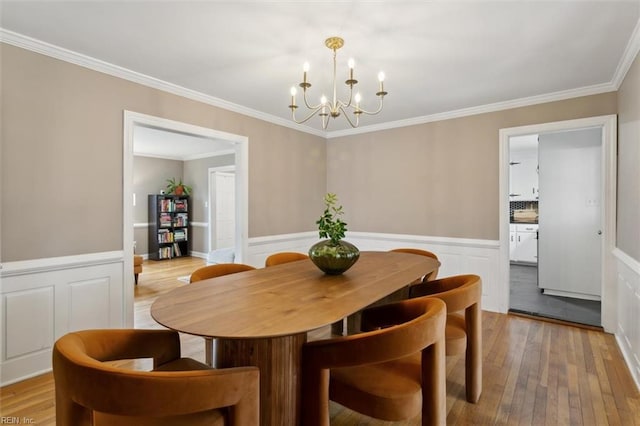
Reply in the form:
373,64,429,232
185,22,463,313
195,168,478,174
338,105,359,128
352,96,385,116
301,88,323,110
291,105,324,125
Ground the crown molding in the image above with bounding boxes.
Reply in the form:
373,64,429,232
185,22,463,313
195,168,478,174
612,17,640,89
2,26,636,141
326,82,616,139
0,28,325,138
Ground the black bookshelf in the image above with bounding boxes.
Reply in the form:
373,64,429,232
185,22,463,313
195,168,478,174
148,194,191,260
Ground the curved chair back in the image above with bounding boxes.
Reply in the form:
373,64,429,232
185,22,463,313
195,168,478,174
264,252,309,267
408,273,482,403
390,248,439,281
53,329,259,426
190,263,256,283
302,297,447,425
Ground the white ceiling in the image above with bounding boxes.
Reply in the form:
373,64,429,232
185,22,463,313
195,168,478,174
1,0,639,139
133,125,235,160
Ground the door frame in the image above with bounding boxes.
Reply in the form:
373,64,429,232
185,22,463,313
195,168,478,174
123,110,249,327
208,166,236,253
498,114,617,332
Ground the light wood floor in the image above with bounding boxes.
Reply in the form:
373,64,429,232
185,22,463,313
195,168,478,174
2,256,639,425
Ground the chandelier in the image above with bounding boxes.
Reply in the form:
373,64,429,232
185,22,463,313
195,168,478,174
288,36,387,129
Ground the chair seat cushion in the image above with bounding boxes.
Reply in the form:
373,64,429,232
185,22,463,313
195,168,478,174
329,354,422,421
134,255,144,266
446,313,467,356
154,357,212,372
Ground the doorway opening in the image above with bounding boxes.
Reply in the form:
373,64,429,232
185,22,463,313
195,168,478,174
508,129,602,327
123,111,249,327
498,115,617,332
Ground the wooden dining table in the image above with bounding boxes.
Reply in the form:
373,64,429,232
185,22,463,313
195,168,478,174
151,250,440,425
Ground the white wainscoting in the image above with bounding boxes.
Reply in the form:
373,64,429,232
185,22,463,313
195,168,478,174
0,251,125,385
247,231,501,312
614,248,640,390
246,231,318,267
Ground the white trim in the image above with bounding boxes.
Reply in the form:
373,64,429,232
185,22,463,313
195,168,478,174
498,115,618,332
245,231,502,312
0,29,325,139
248,231,318,246
191,222,208,228
612,17,640,89
348,231,500,249
1,252,124,385
613,248,640,275
613,248,640,392
327,83,616,139
0,251,123,277
133,222,149,228
2,27,636,141
123,110,250,309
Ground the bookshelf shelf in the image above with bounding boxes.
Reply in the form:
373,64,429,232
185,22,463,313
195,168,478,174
148,194,191,260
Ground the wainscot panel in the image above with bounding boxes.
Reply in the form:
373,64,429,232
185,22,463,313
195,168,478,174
247,231,501,312
0,252,124,385
614,248,640,391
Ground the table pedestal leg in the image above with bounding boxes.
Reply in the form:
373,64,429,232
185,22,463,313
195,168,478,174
217,333,306,426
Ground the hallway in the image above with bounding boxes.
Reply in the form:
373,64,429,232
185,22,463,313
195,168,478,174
509,264,601,327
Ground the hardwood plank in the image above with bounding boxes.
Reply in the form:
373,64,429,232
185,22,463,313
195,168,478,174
1,257,639,426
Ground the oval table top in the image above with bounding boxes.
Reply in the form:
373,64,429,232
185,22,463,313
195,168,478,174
151,251,440,339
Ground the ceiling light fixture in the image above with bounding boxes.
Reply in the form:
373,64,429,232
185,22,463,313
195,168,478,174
289,36,387,129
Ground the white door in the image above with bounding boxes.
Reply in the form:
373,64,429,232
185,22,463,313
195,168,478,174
538,128,602,299
209,171,236,250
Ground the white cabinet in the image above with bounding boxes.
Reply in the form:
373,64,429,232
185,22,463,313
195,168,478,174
510,224,538,264
509,146,539,201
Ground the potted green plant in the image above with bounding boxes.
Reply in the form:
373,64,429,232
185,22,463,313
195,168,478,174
309,193,360,275
166,178,192,196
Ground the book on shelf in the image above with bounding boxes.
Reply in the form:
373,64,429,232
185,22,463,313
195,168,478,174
174,199,188,211
159,246,173,259
160,198,175,212
174,213,188,227
173,242,182,257
157,229,174,243
159,213,172,227
174,229,187,241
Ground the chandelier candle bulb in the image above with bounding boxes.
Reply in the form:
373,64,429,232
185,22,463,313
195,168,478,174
290,87,297,107
303,62,309,84
348,58,355,80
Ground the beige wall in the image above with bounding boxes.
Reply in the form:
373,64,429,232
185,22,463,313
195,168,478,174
133,156,183,223
328,93,618,240
617,52,640,262
1,44,326,262
1,42,631,262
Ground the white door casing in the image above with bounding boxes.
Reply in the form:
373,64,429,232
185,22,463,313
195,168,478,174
498,115,617,332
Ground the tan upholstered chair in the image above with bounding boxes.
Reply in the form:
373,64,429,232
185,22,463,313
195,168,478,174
189,263,256,283
343,248,440,335
53,329,259,426
301,297,447,426
189,263,256,365
133,255,143,285
390,248,439,283
264,252,308,267
408,274,482,403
